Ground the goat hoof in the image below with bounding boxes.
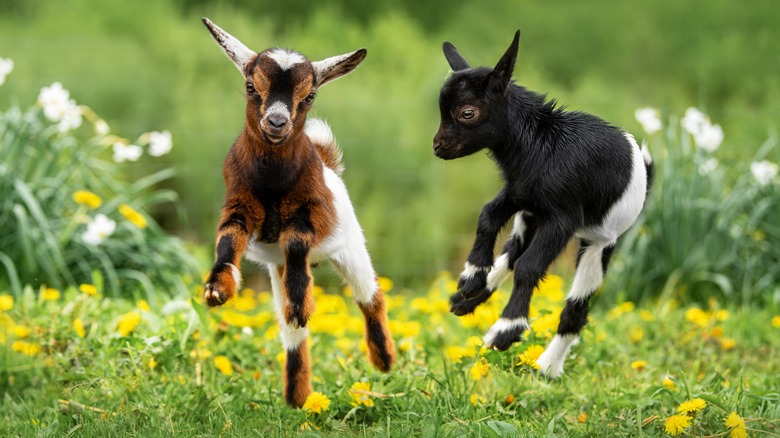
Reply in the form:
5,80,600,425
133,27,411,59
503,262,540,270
204,283,228,307
449,288,494,316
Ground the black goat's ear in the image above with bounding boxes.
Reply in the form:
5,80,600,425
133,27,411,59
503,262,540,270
488,30,520,93
442,41,470,71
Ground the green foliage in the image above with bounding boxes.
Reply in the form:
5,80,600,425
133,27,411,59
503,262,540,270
606,114,780,306
0,98,201,298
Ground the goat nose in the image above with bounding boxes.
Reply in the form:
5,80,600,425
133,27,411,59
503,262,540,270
267,114,288,128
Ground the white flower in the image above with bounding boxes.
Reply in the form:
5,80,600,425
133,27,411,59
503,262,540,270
147,130,173,157
38,82,72,121
56,101,83,132
751,160,778,186
94,119,110,136
112,142,143,162
693,122,723,152
634,107,662,134
681,107,707,136
698,158,718,175
0,57,14,86
82,214,116,245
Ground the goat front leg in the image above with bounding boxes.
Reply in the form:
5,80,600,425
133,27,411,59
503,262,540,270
280,229,316,329
204,206,253,306
484,220,573,350
450,188,517,316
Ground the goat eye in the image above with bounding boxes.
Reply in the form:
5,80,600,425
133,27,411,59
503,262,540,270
304,92,316,104
246,82,255,94
461,109,476,120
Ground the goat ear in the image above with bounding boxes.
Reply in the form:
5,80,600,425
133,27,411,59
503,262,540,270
488,30,521,93
442,42,470,71
311,49,367,88
202,17,257,77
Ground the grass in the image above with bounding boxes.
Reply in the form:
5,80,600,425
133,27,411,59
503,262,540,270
2,274,778,437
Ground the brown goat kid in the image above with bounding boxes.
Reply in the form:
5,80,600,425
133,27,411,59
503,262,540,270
201,18,394,408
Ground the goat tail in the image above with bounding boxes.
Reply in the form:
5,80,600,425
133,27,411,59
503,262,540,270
641,140,655,196
305,118,344,175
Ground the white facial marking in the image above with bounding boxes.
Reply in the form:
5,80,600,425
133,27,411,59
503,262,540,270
536,334,579,378
266,101,291,119
267,49,305,71
483,317,529,346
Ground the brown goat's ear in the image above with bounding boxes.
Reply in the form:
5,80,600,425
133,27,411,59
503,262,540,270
202,17,257,77
442,42,470,71
489,30,521,93
311,49,367,88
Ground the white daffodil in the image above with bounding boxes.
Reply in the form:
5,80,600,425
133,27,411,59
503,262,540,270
56,101,83,132
751,160,778,186
634,107,662,135
38,82,72,122
147,130,173,157
693,122,723,152
82,214,116,245
0,57,14,86
681,107,707,136
112,142,143,163
698,157,718,175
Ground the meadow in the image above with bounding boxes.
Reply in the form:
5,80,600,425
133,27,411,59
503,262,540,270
1,0,780,436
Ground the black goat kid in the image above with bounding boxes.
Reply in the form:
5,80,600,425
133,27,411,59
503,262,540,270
433,31,653,378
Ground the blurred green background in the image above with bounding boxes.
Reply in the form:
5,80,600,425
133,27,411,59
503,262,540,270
1,0,778,291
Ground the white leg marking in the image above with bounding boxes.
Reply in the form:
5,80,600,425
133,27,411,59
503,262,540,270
486,253,509,290
483,317,529,346
460,262,489,280
567,245,606,301
268,264,307,349
266,49,305,71
226,263,242,291
536,334,579,378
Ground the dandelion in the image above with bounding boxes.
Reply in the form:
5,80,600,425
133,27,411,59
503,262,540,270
750,160,778,186
349,381,374,407
516,345,544,369
42,288,61,301
73,318,86,338
724,412,748,438
0,57,13,86
214,356,234,375
629,325,644,343
608,301,635,318
79,284,97,296
664,414,692,436
677,398,706,414
720,338,736,351
634,107,662,134
772,316,780,328
630,360,647,371
504,394,515,405
117,311,141,337
663,375,676,389
13,325,31,338
377,276,393,292
72,190,102,209
148,358,158,370
577,412,588,423
469,358,491,381
302,392,330,414
82,214,116,245
469,394,486,406
445,346,469,363
112,142,143,163
0,294,13,311
11,340,41,356
119,204,148,229
137,299,151,312
147,130,173,157
685,308,710,328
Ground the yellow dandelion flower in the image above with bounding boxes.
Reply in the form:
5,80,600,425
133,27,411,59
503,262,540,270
772,316,780,328
398,338,412,352
117,311,141,337
677,398,706,414
79,284,97,296
577,412,588,423
629,325,644,343
445,346,468,363
42,288,60,301
664,414,692,436
715,310,729,321
639,310,655,321
724,412,745,429
469,394,486,405
11,340,41,356
516,345,544,369
148,358,158,369
504,394,515,405
0,294,14,311
710,326,724,338
720,338,736,351
469,358,491,381
663,375,676,389
608,301,635,318
531,311,560,338
349,382,374,407
729,426,747,438
73,319,86,338
72,190,102,209
302,392,330,414
630,360,647,371
137,299,151,312
685,308,711,328
276,351,285,365
118,204,148,229
377,277,393,292
12,325,32,338
214,355,234,375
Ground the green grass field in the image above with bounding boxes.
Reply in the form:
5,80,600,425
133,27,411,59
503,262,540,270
2,274,778,437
